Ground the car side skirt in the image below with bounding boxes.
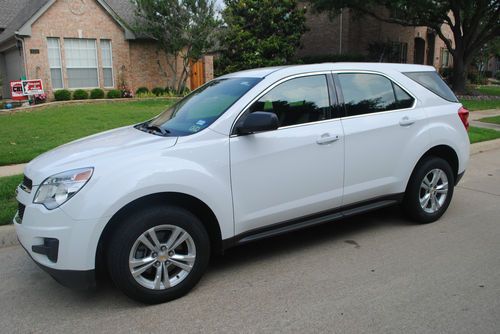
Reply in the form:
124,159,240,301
222,193,404,250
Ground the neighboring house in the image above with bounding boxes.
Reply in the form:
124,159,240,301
0,0,214,99
297,6,455,70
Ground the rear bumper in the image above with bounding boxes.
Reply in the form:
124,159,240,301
20,241,95,289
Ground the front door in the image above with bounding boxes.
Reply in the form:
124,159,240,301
230,74,345,235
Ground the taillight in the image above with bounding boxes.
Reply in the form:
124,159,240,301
458,106,469,130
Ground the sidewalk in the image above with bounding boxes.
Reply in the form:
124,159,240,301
469,108,500,131
0,163,26,177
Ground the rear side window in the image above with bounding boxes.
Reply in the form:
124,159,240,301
338,73,414,116
404,71,458,102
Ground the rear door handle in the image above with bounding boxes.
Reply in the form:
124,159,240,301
316,133,340,145
399,116,416,126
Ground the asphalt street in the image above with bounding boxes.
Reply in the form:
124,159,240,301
0,148,499,333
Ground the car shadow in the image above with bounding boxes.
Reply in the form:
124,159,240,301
208,205,410,273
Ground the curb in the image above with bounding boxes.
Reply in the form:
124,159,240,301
0,138,499,249
0,225,18,249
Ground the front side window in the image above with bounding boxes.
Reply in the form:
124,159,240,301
248,75,331,127
338,73,414,116
100,40,114,87
64,38,98,88
47,38,63,89
146,77,261,136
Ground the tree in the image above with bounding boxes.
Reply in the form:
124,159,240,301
218,0,307,74
310,0,500,93
133,0,220,92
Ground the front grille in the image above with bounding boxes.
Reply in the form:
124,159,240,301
21,175,33,193
18,202,25,222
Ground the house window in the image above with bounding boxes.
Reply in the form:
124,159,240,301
387,42,408,63
441,48,451,68
47,38,63,89
64,38,98,88
100,40,114,87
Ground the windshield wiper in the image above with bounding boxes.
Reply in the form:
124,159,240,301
137,123,170,136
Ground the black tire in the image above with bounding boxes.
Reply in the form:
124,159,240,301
107,205,210,304
403,156,455,223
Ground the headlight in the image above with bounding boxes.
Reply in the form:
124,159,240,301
34,168,94,210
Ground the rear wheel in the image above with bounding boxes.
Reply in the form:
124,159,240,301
107,206,210,304
403,156,454,223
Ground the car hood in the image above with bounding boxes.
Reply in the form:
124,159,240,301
25,126,177,184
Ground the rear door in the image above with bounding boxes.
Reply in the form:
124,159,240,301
230,74,345,235
336,71,429,205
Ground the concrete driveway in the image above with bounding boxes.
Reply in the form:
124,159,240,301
0,148,499,333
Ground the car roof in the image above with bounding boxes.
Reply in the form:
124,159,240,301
221,63,436,79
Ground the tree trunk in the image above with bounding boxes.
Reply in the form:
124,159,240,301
451,54,467,95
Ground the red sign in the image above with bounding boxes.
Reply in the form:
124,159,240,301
22,79,44,95
10,81,27,101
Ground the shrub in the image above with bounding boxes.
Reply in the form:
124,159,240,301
152,87,165,96
54,89,71,101
135,86,149,95
90,88,105,99
73,89,89,100
107,89,122,99
136,92,156,98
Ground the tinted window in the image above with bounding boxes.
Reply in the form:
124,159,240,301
148,77,261,136
338,73,414,116
248,75,331,127
404,71,458,102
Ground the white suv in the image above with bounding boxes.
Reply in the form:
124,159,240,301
15,63,469,303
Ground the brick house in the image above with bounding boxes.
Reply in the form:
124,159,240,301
297,6,455,70
0,0,214,99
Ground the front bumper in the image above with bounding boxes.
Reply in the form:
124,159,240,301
15,184,104,289
19,241,95,289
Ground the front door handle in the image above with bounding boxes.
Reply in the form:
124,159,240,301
399,116,416,126
316,133,340,145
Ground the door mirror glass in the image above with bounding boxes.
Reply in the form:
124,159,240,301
236,111,279,135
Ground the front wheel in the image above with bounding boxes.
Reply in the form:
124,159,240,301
403,156,455,223
107,206,210,304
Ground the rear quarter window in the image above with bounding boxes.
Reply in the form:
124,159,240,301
404,71,458,102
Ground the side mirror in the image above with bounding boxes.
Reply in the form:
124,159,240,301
236,111,279,135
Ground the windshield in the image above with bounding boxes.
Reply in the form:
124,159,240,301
144,77,261,136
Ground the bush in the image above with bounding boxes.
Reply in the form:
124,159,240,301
152,87,165,96
72,89,89,100
136,92,156,98
54,89,71,101
107,89,122,99
90,88,105,99
135,86,149,95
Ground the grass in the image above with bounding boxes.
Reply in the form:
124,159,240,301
0,99,175,166
468,126,500,144
476,85,500,96
479,115,500,125
0,174,22,226
460,99,500,111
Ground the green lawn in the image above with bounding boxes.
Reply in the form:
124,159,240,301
0,99,175,166
468,126,500,144
476,85,500,96
460,99,500,111
0,174,22,226
479,115,500,125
